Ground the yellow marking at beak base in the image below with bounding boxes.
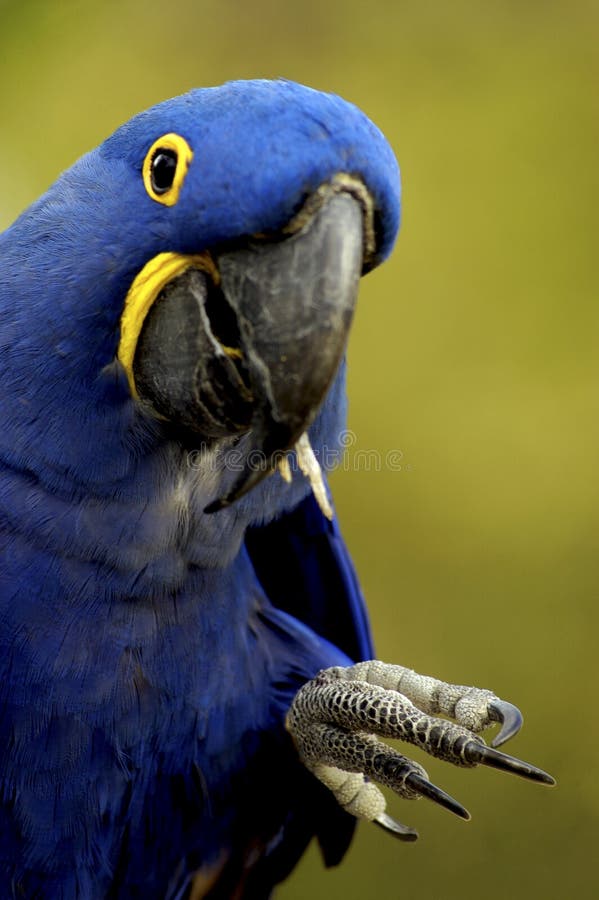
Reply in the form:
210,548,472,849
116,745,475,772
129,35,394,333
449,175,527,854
118,251,218,398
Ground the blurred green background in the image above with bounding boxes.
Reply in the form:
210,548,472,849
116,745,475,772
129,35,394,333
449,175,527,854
1,1,597,897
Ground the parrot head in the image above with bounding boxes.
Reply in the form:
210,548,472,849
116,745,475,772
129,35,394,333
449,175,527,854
0,79,400,521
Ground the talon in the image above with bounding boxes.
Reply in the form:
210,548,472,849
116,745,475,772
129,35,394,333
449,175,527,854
464,741,556,785
374,812,418,841
405,773,471,820
488,700,523,747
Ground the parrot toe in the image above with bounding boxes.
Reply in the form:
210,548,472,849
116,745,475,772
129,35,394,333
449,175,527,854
286,661,555,835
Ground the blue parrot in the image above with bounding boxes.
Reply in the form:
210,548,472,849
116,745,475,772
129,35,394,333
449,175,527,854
0,79,553,899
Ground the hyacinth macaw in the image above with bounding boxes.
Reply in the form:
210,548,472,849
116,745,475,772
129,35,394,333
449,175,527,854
0,80,554,899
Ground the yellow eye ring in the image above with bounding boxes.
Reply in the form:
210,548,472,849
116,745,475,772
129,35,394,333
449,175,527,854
142,133,193,206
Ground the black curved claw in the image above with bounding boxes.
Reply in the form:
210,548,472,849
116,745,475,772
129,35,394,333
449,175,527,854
488,700,524,747
464,741,556,785
405,773,471,820
374,812,419,842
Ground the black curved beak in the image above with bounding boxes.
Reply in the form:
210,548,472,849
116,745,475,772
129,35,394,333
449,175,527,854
132,184,367,511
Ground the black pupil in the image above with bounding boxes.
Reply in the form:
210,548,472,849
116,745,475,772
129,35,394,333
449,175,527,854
151,149,178,193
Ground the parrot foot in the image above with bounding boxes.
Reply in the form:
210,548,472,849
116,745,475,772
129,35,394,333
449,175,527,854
286,661,555,835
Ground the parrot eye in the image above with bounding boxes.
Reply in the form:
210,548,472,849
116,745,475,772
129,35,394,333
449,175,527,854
151,150,177,194
142,133,193,207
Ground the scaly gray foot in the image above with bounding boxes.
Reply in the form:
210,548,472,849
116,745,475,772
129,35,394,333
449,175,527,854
286,661,555,840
